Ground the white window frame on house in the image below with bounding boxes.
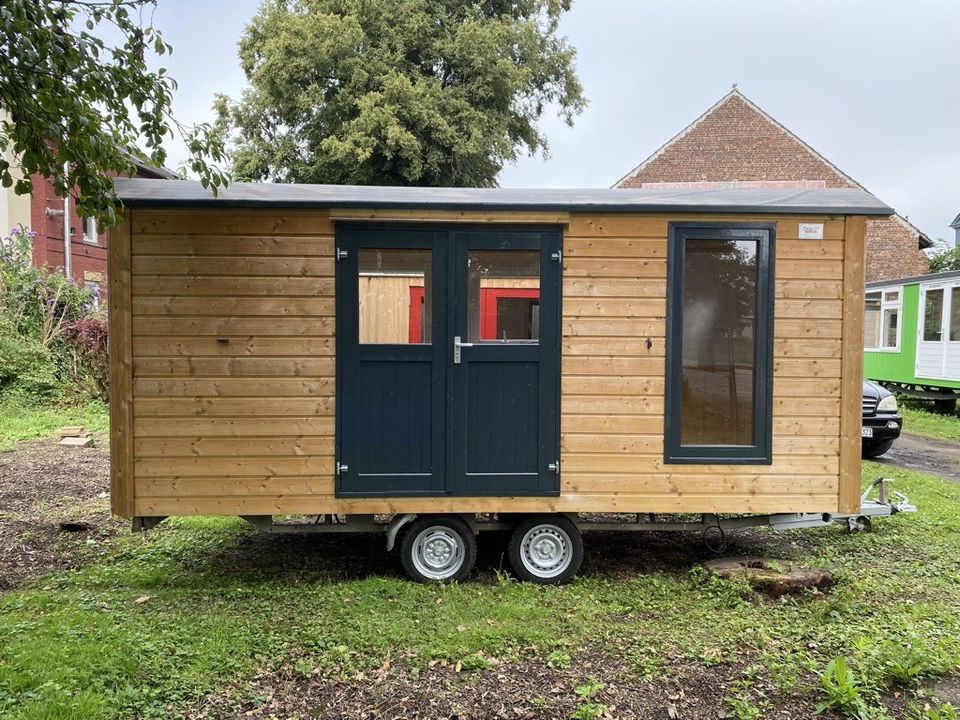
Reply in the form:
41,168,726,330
864,287,901,352
82,216,98,244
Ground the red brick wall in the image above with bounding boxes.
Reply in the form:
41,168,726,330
618,93,929,283
28,172,108,299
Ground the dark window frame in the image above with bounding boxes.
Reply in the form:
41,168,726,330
664,222,776,464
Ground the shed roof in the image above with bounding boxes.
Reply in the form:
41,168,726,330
866,268,960,290
114,179,893,216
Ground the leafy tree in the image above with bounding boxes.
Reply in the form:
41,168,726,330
216,0,586,186
928,239,960,273
0,0,228,225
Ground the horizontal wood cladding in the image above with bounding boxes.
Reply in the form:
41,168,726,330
557,213,847,513
128,209,850,515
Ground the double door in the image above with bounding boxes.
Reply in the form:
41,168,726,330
335,225,561,497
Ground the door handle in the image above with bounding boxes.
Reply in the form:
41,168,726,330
453,335,473,364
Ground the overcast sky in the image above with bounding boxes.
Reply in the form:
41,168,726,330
152,0,960,243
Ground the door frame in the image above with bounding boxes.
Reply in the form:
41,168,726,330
333,222,563,498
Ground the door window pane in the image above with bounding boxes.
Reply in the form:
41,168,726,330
882,307,899,348
467,250,540,342
951,287,960,341
680,238,757,446
924,288,944,342
359,249,431,344
864,292,881,348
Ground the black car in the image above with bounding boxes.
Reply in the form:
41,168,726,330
862,380,902,458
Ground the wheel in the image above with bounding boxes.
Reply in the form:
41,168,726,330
847,515,872,533
508,515,583,584
399,515,476,583
934,396,957,415
862,438,894,459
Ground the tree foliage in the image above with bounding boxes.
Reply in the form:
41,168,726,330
0,0,228,225
217,0,586,186
928,239,960,273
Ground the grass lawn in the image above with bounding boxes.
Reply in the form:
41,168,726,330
1,463,959,719
901,404,960,443
0,396,109,451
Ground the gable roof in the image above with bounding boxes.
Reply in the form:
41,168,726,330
950,212,960,229
614,88,932,248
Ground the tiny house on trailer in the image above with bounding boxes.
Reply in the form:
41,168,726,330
863,270,960,413
109,180,894,583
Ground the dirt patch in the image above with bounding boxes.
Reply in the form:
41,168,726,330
192,650,828,720
0,436,122,590
877,431,960,484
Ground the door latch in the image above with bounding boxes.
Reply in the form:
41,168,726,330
336,247,348,260
453,335,473,364
336,461,349,475
550,250,562,262
548,461,560,473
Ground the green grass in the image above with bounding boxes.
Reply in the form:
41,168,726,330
901,404,960,443
0,395,108,451
1,464,960,718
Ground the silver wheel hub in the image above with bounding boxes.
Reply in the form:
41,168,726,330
520,524,573,579
411,526,465,580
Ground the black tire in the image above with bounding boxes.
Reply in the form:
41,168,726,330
934,397,957,415
508,514,583,585
862,438,894,459
399,515,476,583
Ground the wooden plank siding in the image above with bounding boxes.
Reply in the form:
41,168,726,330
119,208,857,518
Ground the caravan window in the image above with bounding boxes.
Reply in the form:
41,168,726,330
924,288,944,342
865,289,900,350
951,287,960,342
664,224,774,464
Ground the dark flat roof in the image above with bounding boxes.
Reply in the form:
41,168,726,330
867,269,960,289
114,179,894,216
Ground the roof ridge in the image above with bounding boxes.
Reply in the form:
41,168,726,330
612,87,931,246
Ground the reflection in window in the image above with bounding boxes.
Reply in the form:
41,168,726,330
359,249,431,344
924,288,944,342
467,250,540,343
864,292,881,348
951,287,960,342
680,239,758,446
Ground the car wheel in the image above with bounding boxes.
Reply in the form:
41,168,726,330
508,515,583,585
400,515,476,583
862,439,894,459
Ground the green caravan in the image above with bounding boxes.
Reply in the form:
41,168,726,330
863,269,960,412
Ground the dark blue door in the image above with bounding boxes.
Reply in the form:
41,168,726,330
335,225,560,497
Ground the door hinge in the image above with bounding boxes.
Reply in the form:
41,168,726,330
336,247,348,261
336,461,349,475
548,461,560,474
550,250,562,263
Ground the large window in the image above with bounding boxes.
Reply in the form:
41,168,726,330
924,288,944,342
864,288,901,350
951,286,960,342
665,224,774,464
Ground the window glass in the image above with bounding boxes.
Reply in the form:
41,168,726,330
951,287,960,342
924,288,944,342
882,307,899,348
467,250,540,343
82,217,98,244
883,290,899,303
864,291,881,348
358,249,431,344
680,238,757,446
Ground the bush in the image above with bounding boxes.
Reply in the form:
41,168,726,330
0,225,105,402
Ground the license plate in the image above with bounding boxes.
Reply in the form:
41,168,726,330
861,427,874,438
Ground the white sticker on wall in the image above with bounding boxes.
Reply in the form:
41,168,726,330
799,223,824,240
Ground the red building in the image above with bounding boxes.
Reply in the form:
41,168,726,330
27,160,176,303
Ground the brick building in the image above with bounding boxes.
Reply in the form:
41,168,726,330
23,160,176,302
614,88,931,282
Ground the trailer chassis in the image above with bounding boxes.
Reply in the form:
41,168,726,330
131,478,915,581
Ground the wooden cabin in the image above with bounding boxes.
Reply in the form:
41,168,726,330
109,180,891,582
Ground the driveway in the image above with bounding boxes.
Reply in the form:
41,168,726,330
874,431,960,483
